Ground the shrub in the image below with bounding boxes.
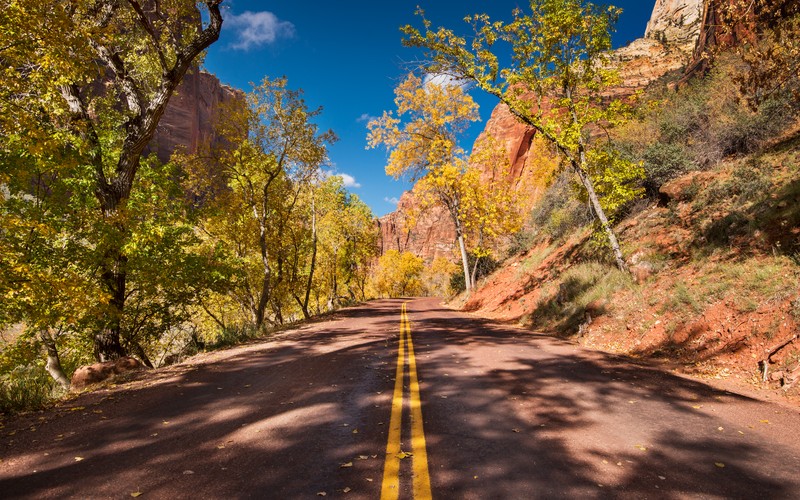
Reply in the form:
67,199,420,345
642,142,695,194
0,365,61,414
450,253,499,294
530,171,593,241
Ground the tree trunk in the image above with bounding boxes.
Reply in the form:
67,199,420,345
96,242,128,361
573,162,628,273
39,330,70,390
299,195,318,319
128,340,154,369
470,254,480,290
457,231,472,292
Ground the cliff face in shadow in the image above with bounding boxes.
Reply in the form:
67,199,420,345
146,70,242,164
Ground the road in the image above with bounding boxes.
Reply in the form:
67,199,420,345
1,298,800,499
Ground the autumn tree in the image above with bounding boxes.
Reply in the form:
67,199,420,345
714,0,800,106
368,74,481,291
403,0,644,271
185,78,335,330
371,250,425,298
0,1,225,360
462,136,523,284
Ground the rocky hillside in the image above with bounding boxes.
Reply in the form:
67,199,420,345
378,0,704,261
458,0,800,402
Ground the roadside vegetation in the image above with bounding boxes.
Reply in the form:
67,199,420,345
3,0,799,413
0,2,379,413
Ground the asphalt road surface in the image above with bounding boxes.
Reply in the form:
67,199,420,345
2,298,800,499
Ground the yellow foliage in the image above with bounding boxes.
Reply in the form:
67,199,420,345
371,251,425,298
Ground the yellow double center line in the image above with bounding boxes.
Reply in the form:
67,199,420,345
381,302,432,500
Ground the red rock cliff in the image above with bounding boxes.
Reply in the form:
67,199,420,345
146,70,242,163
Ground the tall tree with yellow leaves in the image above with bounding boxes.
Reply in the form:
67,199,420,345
0,1,225,360
402,0,644,272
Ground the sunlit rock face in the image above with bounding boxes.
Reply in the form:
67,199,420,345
377,192,456,262
645,0,704,51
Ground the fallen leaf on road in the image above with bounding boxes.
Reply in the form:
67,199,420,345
760,420,770,424
717,427,724,431
352,429,358,434
317,492,327,497
658,476,666,480
130,492,142,498
340,462,353,468
357,455,368,460
343,487,351,493
634,444,647,451
366,478,373,482
396,451,412,459
74,457,84,462
183,470,194,475
217,444,225,449
370,455,377,459
715,462,725,468
692,405,702,409
512,429,521,433
70,407,85,412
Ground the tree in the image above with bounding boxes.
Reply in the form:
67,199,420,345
0,0,225,360
715,0,800,107
402,0,644,271
371,250,425,298
368,74,481,291
462,135,523,284
185,78,335,330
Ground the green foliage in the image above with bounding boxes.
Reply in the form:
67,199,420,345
530,171,593,241
0,365,62,415
641,143,695,195
450,253,499,294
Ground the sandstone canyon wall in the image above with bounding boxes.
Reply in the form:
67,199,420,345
378,0,705,262
146,69,241,164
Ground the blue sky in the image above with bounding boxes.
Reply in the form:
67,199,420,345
203,1,656,217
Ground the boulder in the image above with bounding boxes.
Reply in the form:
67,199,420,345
70,357,144,391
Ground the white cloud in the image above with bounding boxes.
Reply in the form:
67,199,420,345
357,113,377,123
384,197,400,205
322,170,361,189
226,11,295,50
339,173,361,189
423,72,472,91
